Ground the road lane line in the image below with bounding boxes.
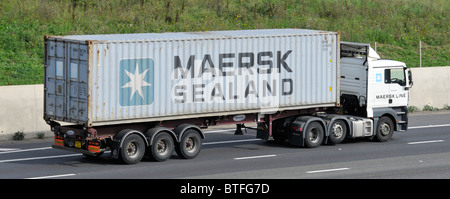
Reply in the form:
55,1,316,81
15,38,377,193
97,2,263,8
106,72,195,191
0,148,20,152
306,168,350,174
234,154,277,160
0,154,81,163
204,129,235,134
0,138,257,163
0,147,52,155
409,124,450,129
203,139,260,145
2,122,447,164
25,173,76,179
407,140,444,145
203,127,257,134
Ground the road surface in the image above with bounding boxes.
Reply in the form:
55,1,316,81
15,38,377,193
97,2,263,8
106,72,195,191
0,111,449,179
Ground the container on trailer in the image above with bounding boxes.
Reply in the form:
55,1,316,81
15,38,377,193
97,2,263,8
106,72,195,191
44,29,340,127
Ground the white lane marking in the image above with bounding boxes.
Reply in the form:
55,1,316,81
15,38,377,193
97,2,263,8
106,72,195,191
306,168,350,174
409,124,450,129
407,140,444,145
0,138,256,163
0,154,81,163
0,147,52,155
4,122,446,163
203,139,260,145
0,148,20,152
204,129,236,134
204,127,257,134
25,173,76,179
234,154,277,160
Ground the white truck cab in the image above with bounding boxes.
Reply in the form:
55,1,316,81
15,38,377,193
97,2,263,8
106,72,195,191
340,41,412,134
368,60,411,113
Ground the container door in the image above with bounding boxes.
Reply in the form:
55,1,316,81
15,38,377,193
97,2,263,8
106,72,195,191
44,39,89,123
67,43,89,123
45,40,67,121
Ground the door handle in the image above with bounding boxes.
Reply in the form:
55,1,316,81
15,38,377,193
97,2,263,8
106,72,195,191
389,99,393,104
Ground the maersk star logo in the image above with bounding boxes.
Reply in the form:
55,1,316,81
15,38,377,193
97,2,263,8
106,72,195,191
120,58,154,106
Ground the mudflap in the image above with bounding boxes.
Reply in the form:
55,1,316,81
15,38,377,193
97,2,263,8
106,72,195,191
288,129,304,147
110,139,121,159
256,122,269,140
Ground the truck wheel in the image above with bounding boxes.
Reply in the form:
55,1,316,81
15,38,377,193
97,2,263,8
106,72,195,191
175,129,202,159
149,132,174,162
304,122,324,148
120,134,145,164
375,116,394,142
328,120,347,144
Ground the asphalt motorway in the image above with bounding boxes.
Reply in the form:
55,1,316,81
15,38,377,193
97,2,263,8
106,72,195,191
0,111,449,179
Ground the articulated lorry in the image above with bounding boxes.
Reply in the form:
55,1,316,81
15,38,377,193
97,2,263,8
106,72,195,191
44,29,413,164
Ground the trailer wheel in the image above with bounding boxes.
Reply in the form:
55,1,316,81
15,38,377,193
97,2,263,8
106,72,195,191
149,132,174,162
176,129,202,159
304,122,324,148
328,120,347,144
375,116,394,142
120,134,145,164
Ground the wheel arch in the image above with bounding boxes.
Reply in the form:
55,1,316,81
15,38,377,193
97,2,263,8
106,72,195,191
111,129,148,163
173,124,205,142
114,129,149,148
294,116,327,140
373,108,399,132
145,127,177,145
326,116,352,138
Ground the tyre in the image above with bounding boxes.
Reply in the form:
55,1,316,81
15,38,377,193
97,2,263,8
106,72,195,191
175,129,202,159
119,134,145,164
149,132,174,162
328,120,347,144
375,116,394,142
304,122,324,148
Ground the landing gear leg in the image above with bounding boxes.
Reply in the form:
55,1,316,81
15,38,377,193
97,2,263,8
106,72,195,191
235,124,244,135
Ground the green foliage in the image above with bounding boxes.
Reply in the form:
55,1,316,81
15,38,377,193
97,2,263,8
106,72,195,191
443,104,450,110
13,131,25,140
0,0,448,85
423,104,439,111
36,132,46,139
408,106,419,113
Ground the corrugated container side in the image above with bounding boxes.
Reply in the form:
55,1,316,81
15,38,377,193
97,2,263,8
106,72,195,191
44,29,339,126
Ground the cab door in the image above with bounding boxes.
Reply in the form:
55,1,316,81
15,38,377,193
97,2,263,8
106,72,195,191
370,67,391,108
384,67,409,107
369,66,408,109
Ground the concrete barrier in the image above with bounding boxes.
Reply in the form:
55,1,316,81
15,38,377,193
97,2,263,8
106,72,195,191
409,66,450,110
0,84,51,140
0,66,449,140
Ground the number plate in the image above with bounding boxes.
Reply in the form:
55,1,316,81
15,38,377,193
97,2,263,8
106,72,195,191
75,141,82,148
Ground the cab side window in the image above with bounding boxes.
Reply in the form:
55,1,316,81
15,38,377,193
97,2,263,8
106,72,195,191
384,68,406,86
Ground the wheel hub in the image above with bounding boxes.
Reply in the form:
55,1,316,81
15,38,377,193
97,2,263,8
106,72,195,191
332,123,344,138
309,128,319,143
380,123,391,136
185,137,195,152
126,142,138,158
157,140,167,154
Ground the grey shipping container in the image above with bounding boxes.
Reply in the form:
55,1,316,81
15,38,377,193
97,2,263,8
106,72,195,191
44,29,340,127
